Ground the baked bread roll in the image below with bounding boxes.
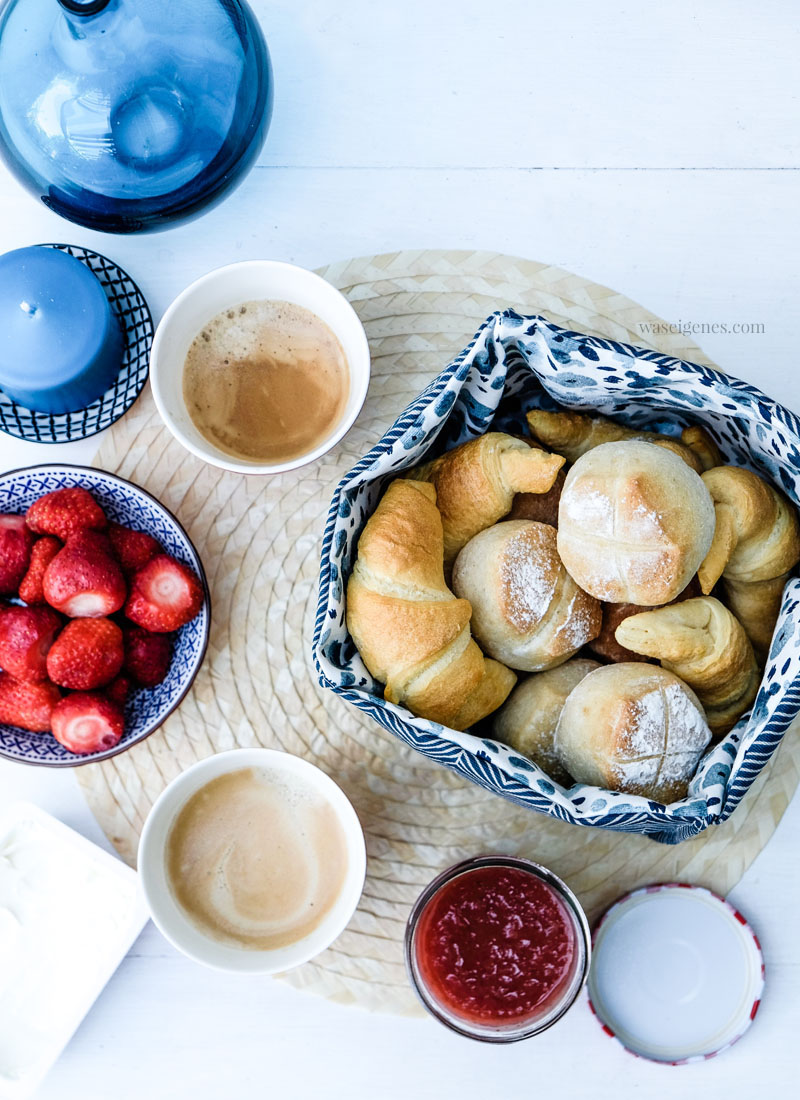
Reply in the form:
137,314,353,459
555,664,712,803
508,466,566,528
413,433,564,564
587,578,702,665
347,479,516,730
698,466,800,589
681,425,723,471
556,441,716,605
697,466,800,655
614,597,759,736
724,574,787,661
493,658,599,784
526,409,706,473
452,520,601,672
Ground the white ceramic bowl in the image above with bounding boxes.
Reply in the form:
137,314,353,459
149,260,371,474
138,748,366,973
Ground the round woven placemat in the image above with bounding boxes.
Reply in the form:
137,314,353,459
78,249,800,1015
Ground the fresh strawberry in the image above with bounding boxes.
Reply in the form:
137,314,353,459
51,692,124,754
105,675,132,707
0,514,35,595
125,555,204,633
26,487,106,542
0,672,61,732
18,537,61,605
108,522,161,576
0,605,62,682
43,530,126,618
46,617,123,690
123,626,172,686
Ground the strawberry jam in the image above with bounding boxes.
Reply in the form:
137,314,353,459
414,865,578,1027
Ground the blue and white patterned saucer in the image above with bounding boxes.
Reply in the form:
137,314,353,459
314,311,800,845
0,245,151,444
0,464,210,767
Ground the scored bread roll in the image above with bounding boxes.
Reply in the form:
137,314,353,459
346,479,516,730
412,433,564,564
555,664,712,803
493,658,599,784
452,520,601,672
556,441,716,605
614,596,759,737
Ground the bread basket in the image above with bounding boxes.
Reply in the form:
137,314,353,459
313,312,800,843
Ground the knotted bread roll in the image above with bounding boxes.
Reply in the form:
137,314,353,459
697,466,800,657
556,441,716,605
346,479,516,730
526,409,722,472
414,433,564,564
614,597,759,736
452,520,601,671
492,658,599,784
555,664,712,803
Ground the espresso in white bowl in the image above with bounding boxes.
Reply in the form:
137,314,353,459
138,749,366,972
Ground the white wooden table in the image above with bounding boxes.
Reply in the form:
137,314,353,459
1,1,799,1095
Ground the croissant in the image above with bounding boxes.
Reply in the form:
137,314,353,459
696,466,800,653
413,433,564,563
525,409,722,474
614,596,760,736
346,479,516,729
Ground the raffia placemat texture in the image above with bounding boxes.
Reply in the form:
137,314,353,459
79,250,800,1015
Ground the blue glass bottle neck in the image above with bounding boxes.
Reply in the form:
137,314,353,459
58,1,112,14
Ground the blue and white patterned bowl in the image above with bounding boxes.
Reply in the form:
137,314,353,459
314,311,800,844
0,464,210,767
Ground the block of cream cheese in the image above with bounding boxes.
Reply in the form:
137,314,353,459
0,803,148,1098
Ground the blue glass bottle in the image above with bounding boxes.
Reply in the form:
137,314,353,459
0,0,273,232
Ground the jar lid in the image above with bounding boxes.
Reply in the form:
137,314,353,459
587,883,764,1064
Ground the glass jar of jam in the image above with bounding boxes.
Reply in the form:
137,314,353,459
405,856,590,1041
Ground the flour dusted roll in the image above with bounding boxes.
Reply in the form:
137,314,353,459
493,658,599,784
557,441,716,606
555,664,712,803
452,520,601,672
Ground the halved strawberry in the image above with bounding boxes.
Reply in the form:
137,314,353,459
43,531,127,618
125,555,204,633
26,487,106,542
105,675,132,707
46,617,124,690
0,514,35,595
51,692,124,755
0,673,61,732
123,626,172,686
108,522,161,576
18,536,61,605
0,605,62,682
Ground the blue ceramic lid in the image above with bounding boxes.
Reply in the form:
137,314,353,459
0,245,118,390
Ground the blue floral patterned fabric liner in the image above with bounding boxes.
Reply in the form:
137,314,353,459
313,311,800,844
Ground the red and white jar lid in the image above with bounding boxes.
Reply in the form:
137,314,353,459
587,883,764,1064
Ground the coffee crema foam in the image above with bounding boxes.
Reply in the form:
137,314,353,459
165,767,349,951
182,298,349,464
